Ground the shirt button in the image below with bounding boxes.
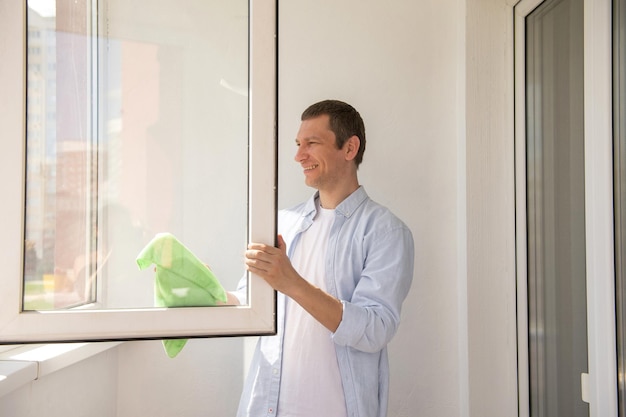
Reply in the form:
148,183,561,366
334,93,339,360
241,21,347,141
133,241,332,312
268,408,274,413
272,368,279,375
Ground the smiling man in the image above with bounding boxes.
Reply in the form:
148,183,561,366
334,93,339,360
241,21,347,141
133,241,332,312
237,100,415,417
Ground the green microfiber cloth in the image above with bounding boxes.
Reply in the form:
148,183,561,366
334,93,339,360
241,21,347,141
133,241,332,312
136,232,227,358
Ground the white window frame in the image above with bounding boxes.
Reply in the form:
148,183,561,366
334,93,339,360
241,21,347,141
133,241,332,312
514,0,618,416
0,0,277,343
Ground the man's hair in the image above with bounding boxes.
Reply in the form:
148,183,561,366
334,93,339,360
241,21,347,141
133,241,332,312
301,99,366,167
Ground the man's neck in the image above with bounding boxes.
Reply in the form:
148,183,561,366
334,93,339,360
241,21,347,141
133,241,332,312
318,181,360,209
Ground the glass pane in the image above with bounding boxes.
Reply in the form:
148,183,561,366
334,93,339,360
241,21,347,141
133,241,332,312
24,0,249,310
614,0,626,414
525,0,589,416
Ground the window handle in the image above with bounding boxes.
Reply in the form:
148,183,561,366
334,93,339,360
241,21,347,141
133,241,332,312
581,372,590,404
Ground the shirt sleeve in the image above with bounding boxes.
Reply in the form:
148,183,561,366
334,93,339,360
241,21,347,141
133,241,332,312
331,225,414,353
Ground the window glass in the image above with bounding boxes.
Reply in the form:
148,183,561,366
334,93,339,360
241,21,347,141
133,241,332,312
614,0,626,414
2,0,274,344
525,0,589,416
24,0,249,310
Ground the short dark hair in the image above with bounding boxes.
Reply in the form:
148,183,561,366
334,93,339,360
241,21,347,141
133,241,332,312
301,99,366,167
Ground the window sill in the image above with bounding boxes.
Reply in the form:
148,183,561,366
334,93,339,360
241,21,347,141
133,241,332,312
0,341,121,398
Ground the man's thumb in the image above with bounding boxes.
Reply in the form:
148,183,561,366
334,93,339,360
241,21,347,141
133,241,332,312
277,234,287,252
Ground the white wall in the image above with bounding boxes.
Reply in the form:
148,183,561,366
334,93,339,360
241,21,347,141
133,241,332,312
0,0,519,416
0,348,119,417
116,339,246,416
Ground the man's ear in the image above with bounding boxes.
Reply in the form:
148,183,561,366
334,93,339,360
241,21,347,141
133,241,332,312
344,135,360,161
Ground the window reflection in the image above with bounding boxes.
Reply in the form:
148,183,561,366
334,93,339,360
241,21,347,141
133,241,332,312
24,0,249,311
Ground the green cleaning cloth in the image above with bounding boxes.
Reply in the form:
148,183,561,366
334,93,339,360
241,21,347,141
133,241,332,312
136,232,227,358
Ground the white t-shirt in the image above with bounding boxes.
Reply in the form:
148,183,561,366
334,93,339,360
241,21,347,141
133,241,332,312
276,204,347,417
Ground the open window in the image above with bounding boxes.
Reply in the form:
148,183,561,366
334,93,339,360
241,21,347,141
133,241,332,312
0,0,276,343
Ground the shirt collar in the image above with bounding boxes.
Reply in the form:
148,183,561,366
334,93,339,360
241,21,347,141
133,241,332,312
304,186,369,219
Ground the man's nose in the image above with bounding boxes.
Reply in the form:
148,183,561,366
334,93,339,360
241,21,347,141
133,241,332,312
294,145,305,162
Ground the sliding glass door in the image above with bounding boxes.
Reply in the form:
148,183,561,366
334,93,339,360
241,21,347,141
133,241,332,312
523,1,589,416
517,0,618,416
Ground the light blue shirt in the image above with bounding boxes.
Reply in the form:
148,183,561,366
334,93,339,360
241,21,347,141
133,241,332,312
236,186,415,417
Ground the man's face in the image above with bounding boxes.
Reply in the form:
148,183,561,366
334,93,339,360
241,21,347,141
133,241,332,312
294,114,350,191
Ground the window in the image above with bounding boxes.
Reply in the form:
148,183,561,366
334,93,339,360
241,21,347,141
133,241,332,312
515,0,618,416
0,0,276,343
522,0,589,415
615,0,626,414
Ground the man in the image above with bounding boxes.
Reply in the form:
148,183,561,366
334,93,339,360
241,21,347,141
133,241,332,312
237,99,414,417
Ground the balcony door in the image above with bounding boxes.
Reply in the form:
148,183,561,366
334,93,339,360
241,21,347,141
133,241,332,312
515,0,618,416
